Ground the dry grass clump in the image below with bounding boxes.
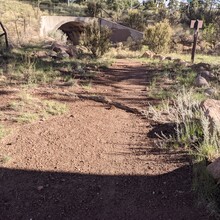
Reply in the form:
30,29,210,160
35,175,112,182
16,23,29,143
9,91,68,123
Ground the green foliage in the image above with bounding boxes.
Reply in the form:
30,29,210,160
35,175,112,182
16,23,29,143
106,0,139,11
80,21,111,58
124,9,145,31
85,1,102,17
196,111,220,161
43,100,68,115
11,91,68,123
176,71,196,87
147,77,173,100
16,113,39,123
193,161,220,218
0,155,11,164
144,20,173,53
203,23,219,48
48,30,68,44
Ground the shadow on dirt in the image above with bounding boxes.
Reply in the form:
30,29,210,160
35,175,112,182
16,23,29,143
100,64,153,86
147,123,178,139
0,167,210,220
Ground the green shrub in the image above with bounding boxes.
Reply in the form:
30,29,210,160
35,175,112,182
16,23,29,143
124,9,145,31
203,23,218,49
85,2,102,17
144,20,173,53
80,21,111,58
48,30,68,44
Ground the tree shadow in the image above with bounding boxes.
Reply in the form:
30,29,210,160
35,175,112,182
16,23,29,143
0,166,212,220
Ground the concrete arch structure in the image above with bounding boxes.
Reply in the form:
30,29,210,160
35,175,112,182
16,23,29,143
40,16,95,37
40,16,143,44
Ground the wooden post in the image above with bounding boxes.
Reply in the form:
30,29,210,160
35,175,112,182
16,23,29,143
0,22,9,49
191,24,198,63
190,19,203,63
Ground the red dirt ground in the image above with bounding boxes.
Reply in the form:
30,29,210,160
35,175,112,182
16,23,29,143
0,59,214,219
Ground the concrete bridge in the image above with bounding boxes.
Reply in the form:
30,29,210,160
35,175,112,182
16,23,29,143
40,16,143,44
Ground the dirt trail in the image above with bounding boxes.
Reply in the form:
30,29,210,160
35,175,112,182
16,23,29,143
80,59,150,112
0,60,212,219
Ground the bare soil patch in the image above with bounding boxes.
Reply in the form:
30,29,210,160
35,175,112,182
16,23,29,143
0,59,213,219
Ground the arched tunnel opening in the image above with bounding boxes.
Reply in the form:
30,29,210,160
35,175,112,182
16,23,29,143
58,21,85,45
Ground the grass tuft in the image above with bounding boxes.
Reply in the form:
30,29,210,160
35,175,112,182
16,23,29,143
43,100,68,116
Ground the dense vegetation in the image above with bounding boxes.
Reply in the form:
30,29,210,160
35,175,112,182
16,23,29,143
1,0,218,55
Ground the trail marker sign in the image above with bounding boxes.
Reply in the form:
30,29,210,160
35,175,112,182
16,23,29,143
190,19,203,63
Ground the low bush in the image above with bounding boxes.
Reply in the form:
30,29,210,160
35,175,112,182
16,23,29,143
144,20,173,53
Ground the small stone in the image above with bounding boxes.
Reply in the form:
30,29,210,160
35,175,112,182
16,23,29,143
42,44,52,49
49,51,57,58
141,50,154,58
153,54,165,60
37,186,44,191
165,56,174,61
58,51,69,59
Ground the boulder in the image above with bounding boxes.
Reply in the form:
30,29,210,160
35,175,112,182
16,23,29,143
199,70,215,80
194,75,209,87
201,99,220,129
207,157,220,181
